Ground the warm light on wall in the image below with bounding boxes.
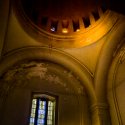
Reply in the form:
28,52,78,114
62,28,69,33
76,29,80,32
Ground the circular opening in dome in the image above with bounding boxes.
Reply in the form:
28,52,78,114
15,0,107,35
13,0,111,48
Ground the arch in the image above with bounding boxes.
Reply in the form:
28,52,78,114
93,17,125,125
0,46,96,105
107,45,125,125
94,17,125,103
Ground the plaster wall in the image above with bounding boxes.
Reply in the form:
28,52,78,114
0,61,91,125
0,0,9,57
0,0,125,125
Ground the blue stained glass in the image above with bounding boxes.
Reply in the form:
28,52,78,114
37,119,45,125
38,109,45,114
30,117,35,124
38,114,45,118
36,100,47,125
42,119,45,123
38,119,42,123
39,103,46,110
29,96,55,125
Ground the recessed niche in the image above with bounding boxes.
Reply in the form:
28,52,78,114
62,20,69,28
62,20,69,33
31,10,38,24
101,4,107,13
72,20,80,32
50,20,58,32
92,9,100,21
82,17,90,28
41,17,48,26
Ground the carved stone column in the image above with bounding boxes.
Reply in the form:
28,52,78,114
90,103,111,125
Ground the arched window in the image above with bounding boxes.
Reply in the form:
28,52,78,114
29,94,56,125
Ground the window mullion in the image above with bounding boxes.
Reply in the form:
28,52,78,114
45,100,48,125
34,98,39,125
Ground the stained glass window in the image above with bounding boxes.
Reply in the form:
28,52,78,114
29,94,56,125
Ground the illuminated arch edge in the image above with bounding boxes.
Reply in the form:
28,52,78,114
107,45,125,125
0,46,100,125
94,16,125,125
94,17,125,103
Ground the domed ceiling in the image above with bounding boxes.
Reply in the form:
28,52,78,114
13,0,116,48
